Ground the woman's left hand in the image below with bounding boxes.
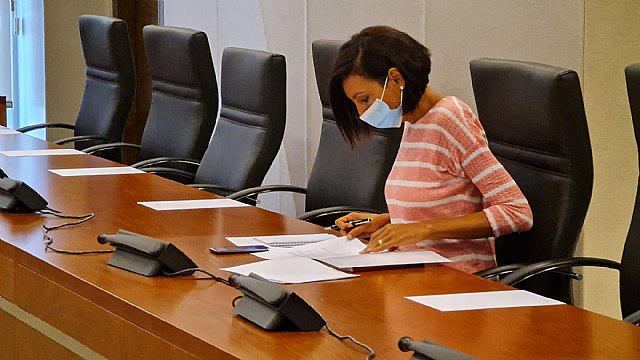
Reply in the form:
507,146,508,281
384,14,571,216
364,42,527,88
362,222,432,254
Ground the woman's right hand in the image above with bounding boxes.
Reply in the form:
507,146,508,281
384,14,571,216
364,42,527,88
335,212,391,240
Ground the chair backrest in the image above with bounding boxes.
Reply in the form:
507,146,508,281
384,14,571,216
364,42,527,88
139,25,218,162
193,47,286,192
307,40,403,217
621,63,640,317
75,15,135,159
470,58,593,303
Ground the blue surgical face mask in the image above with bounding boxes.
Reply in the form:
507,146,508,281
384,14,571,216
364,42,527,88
359,76,404,128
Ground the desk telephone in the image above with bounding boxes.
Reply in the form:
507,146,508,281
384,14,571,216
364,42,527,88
228,273,326,331
98,229,198,276
0,169,48,212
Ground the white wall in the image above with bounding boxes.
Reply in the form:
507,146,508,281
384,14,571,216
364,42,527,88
44,0,112,140
425,0,584,111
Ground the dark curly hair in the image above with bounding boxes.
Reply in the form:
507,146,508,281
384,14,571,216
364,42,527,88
329,26,431,147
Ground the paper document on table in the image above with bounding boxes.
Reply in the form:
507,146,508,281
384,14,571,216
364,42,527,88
138,199,249,210
0,128,20,135
225,233,336,247
319,250,450,270
406,290,564,312
253,236,365,260
49,167,144,176
254,233,336,247
220,257,358,284
1,149,84,156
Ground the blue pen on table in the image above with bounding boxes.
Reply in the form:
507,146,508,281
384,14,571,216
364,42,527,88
325,218,373,231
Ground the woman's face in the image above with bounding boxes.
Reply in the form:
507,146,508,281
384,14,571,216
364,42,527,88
342,74,402,116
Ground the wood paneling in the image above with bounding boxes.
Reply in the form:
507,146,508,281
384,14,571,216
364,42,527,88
112,0,158,163
0,306,17,360
16,265,207,360
0,252,14,301
15,321,81,360
0,96,6,127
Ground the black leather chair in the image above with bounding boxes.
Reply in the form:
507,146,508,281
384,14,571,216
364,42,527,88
228,40,403,226
18,15,135,162
498,63,640,325
136,47,286,196
84,25,218,170
470,58,594,304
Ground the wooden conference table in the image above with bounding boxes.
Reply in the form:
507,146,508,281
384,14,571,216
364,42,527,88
0,131,639,360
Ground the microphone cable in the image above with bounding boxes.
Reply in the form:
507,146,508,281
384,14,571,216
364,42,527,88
40,207,114,255
164,268,375,359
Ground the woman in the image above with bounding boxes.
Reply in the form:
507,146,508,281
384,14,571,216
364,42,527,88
330,26,532,273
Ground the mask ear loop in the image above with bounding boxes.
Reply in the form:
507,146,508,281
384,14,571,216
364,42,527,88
399,85,404,114
380,76,390,99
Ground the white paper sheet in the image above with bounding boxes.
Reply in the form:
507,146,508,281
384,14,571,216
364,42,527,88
1,149,84,156
319,250,450,270
137,199,249,210
49,167,144,176
220,257,358,284
0,128,20,135
405,290,564,312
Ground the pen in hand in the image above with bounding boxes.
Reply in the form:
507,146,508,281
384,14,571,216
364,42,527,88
325,218,373,231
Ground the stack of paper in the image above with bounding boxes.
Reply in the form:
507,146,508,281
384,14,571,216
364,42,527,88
254,236,450,270
220,257,359,284
221,236,450,283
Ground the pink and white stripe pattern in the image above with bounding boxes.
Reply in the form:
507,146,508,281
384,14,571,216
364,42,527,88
385,97,532,273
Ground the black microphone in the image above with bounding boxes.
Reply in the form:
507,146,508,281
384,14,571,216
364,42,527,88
398,336,477,360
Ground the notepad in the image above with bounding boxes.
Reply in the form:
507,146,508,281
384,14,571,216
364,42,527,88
225,233,336,248
137,199,249,210
405,290,564,311
49,167,145,176
220,257,358,284
254,236,365,260
1,149,85,156
318,250,450,271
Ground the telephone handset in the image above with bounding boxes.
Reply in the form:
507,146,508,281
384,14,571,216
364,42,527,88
0,175,48,213
228,273,326,331
97,229,197,277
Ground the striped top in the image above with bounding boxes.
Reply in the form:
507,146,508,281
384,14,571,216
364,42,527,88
385,96,532,273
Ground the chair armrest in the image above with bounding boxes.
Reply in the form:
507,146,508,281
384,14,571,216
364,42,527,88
474,264,528,280
189,183,238,196
54,134,110,145
83,142,141,155
132,157,200,169
500,257,621,286
17,122,75,133
298,206,384,222
139,167,196,183
623,309,640,325
227,185,307,201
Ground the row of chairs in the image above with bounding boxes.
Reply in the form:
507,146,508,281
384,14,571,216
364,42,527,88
17,15,640,320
